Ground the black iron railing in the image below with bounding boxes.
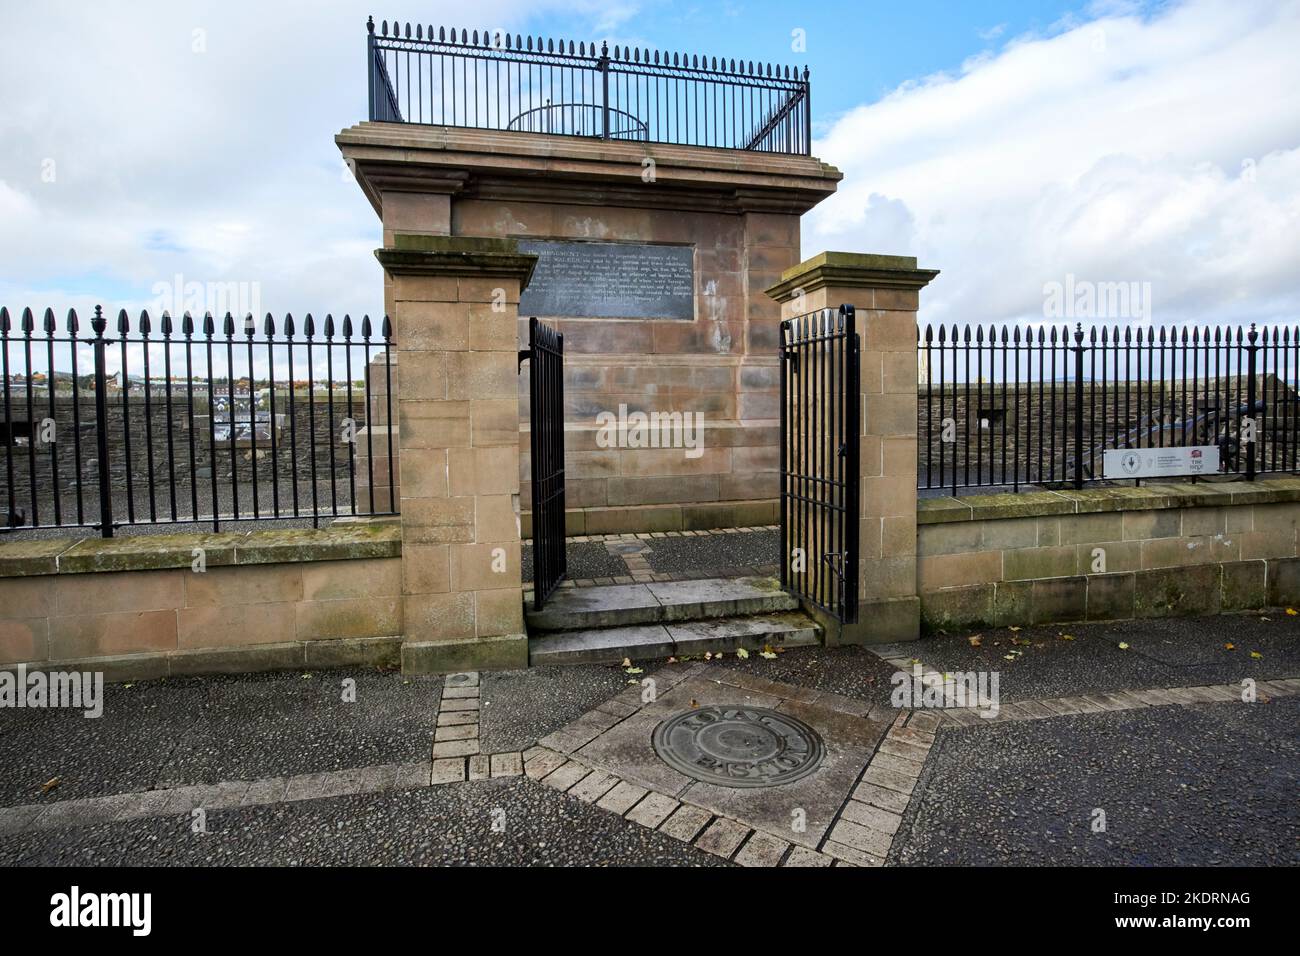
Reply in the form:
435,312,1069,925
780,306,860,624
366,17,812,154
1,306,397,536
919,322,1299,494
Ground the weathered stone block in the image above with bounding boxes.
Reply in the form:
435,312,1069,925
401,634,528,674
1122,509,1181,541
1058,512,1124,545
918,550,1001,591
295,597,402,641
1003,546,1076,581
917,522,981,556
1086,573,1135,621
979,517,1038,551
1134,565,1220,618
919,585,994,632
1221,560,1266,611
1028,577,1087,624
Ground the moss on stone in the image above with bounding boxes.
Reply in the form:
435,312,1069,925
916,497,973,525
402,635,528,674
234,525,402,565
0,538,79,577
58,532,246,574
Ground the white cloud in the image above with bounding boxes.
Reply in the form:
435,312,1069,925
807,0,1300,328
0,0,610,321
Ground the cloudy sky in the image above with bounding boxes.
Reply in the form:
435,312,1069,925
1,0,1297,331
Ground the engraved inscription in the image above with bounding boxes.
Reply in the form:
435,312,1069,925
652,706,825,788
517,239,694,320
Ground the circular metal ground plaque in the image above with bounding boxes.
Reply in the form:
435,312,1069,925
652,706,825,788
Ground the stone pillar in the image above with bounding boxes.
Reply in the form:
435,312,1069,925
767,253,939,644
375,235,537,674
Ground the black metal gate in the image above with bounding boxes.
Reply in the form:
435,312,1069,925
779,305,860,623
521,317,567,610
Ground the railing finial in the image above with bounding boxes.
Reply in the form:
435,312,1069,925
367,15,374,34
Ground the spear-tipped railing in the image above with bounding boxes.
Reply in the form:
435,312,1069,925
0,306,397,536
918,322,1297,494
365,15,811,154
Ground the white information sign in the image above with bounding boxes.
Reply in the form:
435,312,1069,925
1102,445,1220,480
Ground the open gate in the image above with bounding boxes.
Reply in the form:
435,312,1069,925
779,304,860,623
521,316,567,610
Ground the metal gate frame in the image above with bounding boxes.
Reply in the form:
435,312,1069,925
520,316,567,610
779,304,860,623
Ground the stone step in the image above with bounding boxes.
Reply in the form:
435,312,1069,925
525,576,797,632
528,611,820,667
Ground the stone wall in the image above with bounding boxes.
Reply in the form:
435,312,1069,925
0,525,402,678
916,478,1300,630
337,124,841,535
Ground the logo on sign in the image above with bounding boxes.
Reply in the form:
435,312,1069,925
1120,451,1141,475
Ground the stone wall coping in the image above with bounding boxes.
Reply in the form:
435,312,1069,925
337,123,842,217
376,235,539,282
918,478,1300,524
0,522,402,579
766,251,941,301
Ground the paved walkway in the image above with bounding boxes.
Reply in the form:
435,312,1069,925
523,527,779,587
2,612,1297,866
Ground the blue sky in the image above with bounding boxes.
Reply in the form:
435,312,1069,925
538,0,1093,122
1,0,1297,333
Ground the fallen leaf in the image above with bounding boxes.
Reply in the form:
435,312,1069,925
1118,642,1130,650
704,652,713,661
968,635,983,647
622,658,632,668
1059,634,1076,641
1008,626,1022,632
1003,654,1018,661
1250,651,1263,659
736,648,750,659
760,650,778,660
41,778,60,793
1225,643,1235,651
624,666,643,675
1287,608,1298,616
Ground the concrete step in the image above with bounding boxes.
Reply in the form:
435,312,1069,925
528,611,820,667
525,576,797,632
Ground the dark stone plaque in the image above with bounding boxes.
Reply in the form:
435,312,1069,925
517,239,694,320
652,706,825,788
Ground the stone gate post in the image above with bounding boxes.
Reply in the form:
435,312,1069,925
375,235,537,673
767,253,939,644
